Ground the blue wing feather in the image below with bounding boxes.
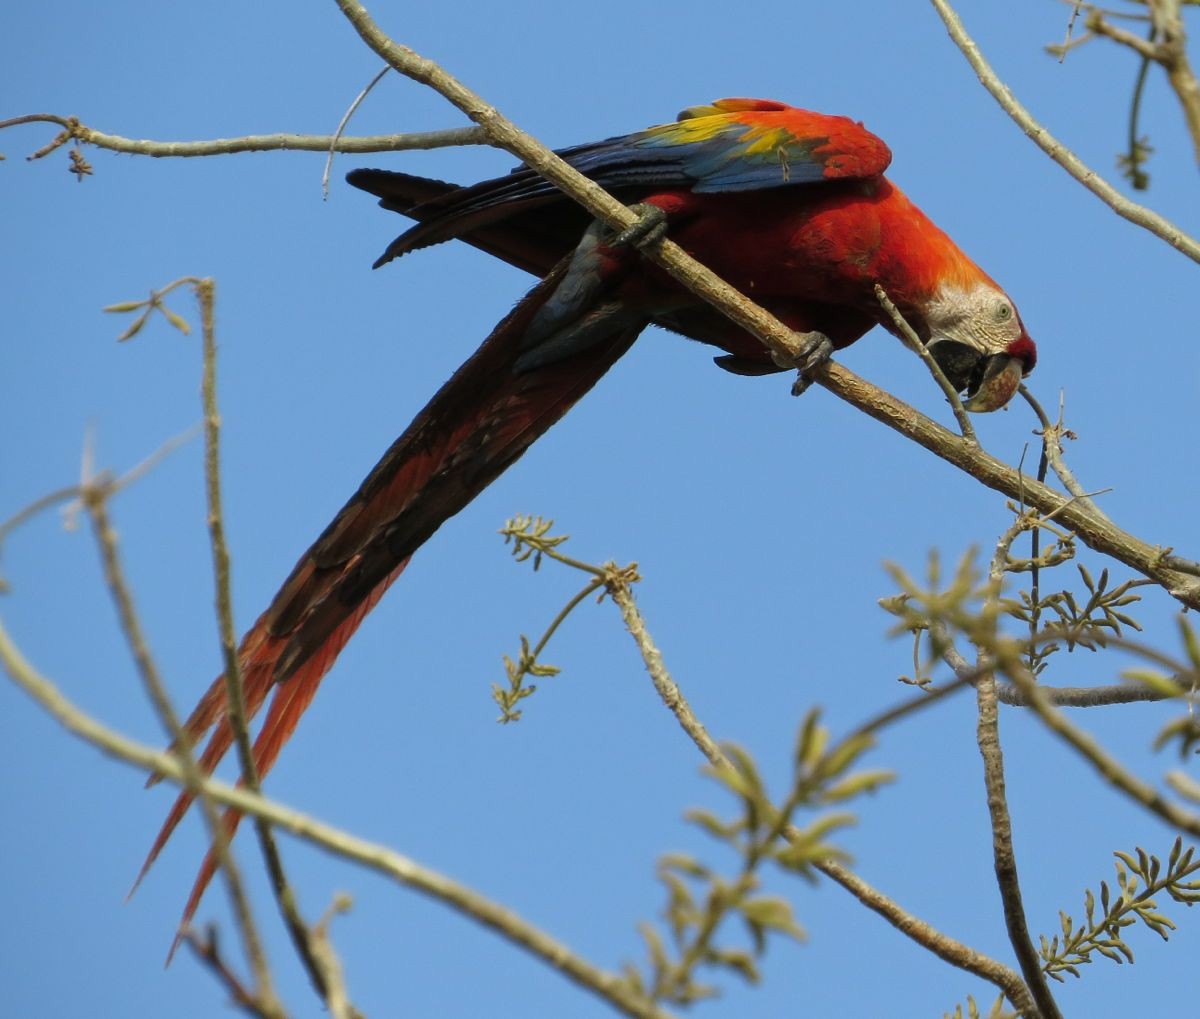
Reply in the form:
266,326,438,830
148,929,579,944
355,100,891,264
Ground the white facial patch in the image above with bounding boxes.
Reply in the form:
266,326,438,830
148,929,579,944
925,283,1021,355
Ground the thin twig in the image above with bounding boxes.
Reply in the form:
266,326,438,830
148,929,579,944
1148,0,1200,165
531,577,607,663
874,284,977,443
311,897,356,1019
975,528,1063,1019
0,426,198,548
0,622,676,1019
923,615,1188,710
1088,10,1161,58
1147,0,1200,164
183,927,276,1019
82,488,279,1011
0,485,84,546
604,568,722,763
198,279,258,795
1017,387,1110,527
64,409,273,1003
1025,392,1051,667
1128,24,1156,189
195,279,344,1009
929,0,1200,265
102,278,294,991
494,571,607,722
323,66,392,199
0,113,487,161
108,276,334,1001
1058,1,1088,61
1053,0,1151,25
974,667,1057,1019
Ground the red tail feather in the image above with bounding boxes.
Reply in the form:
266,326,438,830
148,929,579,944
134,257,641,950
130,619,285,900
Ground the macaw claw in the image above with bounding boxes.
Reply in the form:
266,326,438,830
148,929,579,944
612,203,668,250
787,332,835,396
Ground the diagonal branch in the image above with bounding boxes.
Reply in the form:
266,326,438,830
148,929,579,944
875,284,977,444
929,0,1200,265
818,858,1035,1014
824,368,1200,607
331,0,818,372
330,0,1200,614
1146,0,1200,163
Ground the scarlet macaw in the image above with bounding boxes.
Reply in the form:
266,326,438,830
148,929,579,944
136,99,1037,936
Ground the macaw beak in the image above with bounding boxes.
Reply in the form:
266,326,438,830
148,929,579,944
927,340,1025,413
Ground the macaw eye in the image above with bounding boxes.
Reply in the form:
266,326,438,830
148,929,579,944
994,301,1013,323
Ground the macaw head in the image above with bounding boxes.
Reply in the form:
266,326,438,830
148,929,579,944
922,281,1037,413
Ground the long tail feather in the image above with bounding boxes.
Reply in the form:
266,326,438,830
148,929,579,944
135,258,644,946
158,558,404,962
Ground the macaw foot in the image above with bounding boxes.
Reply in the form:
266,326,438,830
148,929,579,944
780,332,834,396
612,203,668,250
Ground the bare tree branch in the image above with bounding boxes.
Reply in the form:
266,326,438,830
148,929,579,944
1088,10,1162,59
0,113,488,163
52,397,280,1012
994,678,1174,707
830,368,1200,606
975,659,1060,1019
1018,387,1111,524
966,525,1063,1019
182,927,278,1019
0,618,676,1019
1147,0,1200,162
85,490,278,1010
193,279,349,1011
929,0,1200,265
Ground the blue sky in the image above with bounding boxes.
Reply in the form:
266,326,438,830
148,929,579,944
4,2,1200,1017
